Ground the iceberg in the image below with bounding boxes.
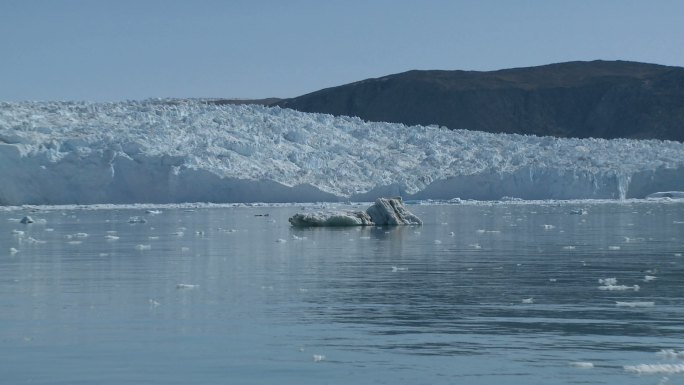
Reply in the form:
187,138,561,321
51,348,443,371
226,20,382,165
289,197,422,227
1,100,684,205
365,197,422,225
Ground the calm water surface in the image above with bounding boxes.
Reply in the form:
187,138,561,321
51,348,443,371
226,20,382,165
1,202,683,384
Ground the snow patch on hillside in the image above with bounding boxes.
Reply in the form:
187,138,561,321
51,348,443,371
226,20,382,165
1,99,683,205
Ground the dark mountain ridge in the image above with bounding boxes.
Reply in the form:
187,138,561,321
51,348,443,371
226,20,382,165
275,60,684,141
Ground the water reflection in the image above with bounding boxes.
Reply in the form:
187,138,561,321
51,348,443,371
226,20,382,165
1,202,683,385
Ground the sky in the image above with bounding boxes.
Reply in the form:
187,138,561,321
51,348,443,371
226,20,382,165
1,0,683,101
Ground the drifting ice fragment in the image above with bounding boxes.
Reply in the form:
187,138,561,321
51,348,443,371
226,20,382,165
9,247,19,255
599,284,640,291
616,301,654,307
624,363,684,374
20,216,34,224
657,349,684,359
569,362,594,368
176,284,198,289
569,208,588,215
599,278,618,285
128,216,147,224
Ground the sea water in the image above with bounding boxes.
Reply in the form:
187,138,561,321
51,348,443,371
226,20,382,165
1,202,683,384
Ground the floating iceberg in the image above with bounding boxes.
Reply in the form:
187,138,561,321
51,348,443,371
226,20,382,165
289,197,422,227
20,216,34,224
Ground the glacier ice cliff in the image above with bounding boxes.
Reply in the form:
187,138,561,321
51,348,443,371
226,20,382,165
1,99,684,205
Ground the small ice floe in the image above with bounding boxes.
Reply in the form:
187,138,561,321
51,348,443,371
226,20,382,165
20,216,35,224
176,284,198,290
275,238,287,243
149,299,161,307
24,237,46,244
522,298,534,304
476,229,485,234
469,243,482,249
312,354,326,362
359,236,371,240
195,231,205,236
599,284,640,291
608,246,621,250
173,231,184,237
562,246,576,250
44,228,54,232
105,235,120,241
181,247,190,252
543,224,555,230
549,278,557,282
449,231,455,237
98,253,109,257
128,216,147,224
9,247,19,255
135,244,151,250
569,208,589,215
74,233,89,238
12,230,25,237
644,275,657,282
616,301,655,308
434,240,442,244
657,349,684,359
67,240,82,245
145,209,162,215
569,362,594,369
598,278,639,291
675,253,682,257
291,234,307,241
624,363,684,374
391,266,408,272
148,236,159,240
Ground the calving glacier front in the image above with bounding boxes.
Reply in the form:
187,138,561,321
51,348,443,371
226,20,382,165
1,100,683,205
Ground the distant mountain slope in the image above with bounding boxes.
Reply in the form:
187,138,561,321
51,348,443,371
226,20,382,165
276,61,684,141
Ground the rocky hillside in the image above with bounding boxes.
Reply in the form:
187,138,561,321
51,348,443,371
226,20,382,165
276,61,684,141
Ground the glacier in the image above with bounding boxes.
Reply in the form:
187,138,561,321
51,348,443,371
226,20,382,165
1,99,684,205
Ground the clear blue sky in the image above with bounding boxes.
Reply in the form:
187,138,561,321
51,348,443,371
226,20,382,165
1,0,683,101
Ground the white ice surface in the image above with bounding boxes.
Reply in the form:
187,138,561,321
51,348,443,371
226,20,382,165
2,100,684,204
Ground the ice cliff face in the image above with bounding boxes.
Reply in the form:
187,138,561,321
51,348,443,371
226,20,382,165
1,99,683,205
